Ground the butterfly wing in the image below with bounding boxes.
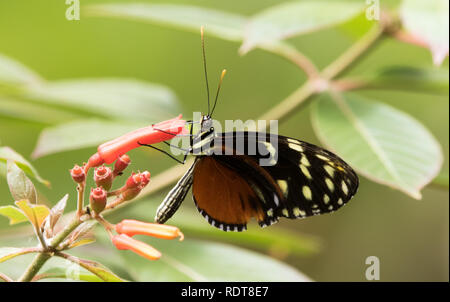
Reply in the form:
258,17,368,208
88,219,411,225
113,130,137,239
191,131,358,231
262,134,359,219
192,155,282,231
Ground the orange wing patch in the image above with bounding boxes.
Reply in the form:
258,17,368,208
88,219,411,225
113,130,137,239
192,157,265,231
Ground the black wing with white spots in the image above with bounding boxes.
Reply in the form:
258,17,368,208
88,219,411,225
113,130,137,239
194,131,359,231
262,134,359,220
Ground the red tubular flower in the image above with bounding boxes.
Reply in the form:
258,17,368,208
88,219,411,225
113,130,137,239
96,115,187,165
70,165,86,183
112,234,161,261
90,187,107,215
94,166,113,191
116,219,184,241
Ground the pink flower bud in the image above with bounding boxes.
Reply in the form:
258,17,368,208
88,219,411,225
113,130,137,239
114,154,131,175
94,166,113,191
70,165,86,183
89,187,107,215
126,173,142,189
140,171,151,188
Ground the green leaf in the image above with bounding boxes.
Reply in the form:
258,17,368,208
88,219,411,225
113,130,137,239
15,200,50,229
24,78,179,122
0,146,50,186
117,237,310,281
43,194,68,237
0,97,82,125
338,11,376,39
400,0,449,65
0,247,39,263
34,267,104,282
61,254,124,282
86,3,246,42
68,220,97,244
31,119,144,158
363,66,449,95
311,92,443,199
7,161,37,203
69,238,96,249
0,53,43,86
0,206,28,225
240,1,364,53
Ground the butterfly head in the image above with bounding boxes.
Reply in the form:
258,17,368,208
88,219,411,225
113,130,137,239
200,114,214,133
195,114,215,142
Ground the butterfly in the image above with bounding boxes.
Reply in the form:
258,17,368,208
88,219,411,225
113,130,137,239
142,27,359,232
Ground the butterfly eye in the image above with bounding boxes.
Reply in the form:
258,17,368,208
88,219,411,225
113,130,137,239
210,127,214,132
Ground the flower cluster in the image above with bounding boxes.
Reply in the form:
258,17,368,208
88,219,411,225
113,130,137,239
66,116,188,261
70,152,183,261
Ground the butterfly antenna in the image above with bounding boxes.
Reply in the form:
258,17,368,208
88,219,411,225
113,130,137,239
201,26,211,116
211,69,227,116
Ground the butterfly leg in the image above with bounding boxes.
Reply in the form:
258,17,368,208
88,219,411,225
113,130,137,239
152,120,196,137
155,161,196,223
137,142,187,164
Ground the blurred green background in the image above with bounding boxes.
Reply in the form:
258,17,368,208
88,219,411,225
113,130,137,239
0,0,448,281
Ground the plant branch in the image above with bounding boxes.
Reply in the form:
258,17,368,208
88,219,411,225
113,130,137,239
18,215,84,282
261,42,319,79
322,25,384,80
76,182,85,217
17,252,51,282
34,225,48,251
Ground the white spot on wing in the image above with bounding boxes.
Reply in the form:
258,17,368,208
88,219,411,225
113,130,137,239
293,207,306,217
324,165,334,177
288,142,303,152
273,193,280,206
342,180,349,195
316,154,329,161
300,164,312,179
277,180,288,197
301,154,310,167
325,178,334,192
302,186,312,200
